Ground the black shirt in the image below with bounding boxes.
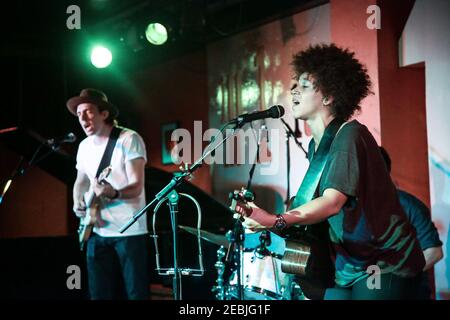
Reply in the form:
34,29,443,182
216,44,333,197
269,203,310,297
310,120,425,287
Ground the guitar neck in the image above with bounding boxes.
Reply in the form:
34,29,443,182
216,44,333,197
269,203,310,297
84,167,111,210
84,189,96,208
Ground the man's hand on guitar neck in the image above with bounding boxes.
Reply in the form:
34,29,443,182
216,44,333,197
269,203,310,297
234,201,276,232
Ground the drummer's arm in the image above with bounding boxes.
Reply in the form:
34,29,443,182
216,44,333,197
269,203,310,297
282,188,347,226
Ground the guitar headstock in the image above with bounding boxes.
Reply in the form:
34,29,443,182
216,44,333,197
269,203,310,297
229,187,255,203
228,187,255,215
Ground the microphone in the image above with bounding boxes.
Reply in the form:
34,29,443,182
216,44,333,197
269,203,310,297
47,132,77,147
231,105,285,125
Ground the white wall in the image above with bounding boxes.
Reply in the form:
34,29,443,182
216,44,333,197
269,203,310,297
400,0,450,299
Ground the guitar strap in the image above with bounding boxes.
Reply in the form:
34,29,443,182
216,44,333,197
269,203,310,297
95,126,122,178
290,118,345,209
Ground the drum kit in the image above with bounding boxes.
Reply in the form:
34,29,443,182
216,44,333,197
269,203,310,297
180,225,307,300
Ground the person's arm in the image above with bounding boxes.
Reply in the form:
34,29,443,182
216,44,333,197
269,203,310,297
93,157,146,200
73,169,90,217
423,246,444,271
284,188,348,225
117,157,146,199
236,188,348,231
398,191,443,270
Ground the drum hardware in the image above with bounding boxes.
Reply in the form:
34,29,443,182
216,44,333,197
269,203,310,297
227,187,255,300
179,225,229,247
227,249,292,300
213,228,321,300
290,282,308,300
226,188,289,300
151,190,204,300
211,246,227,300
178,226,231,299
255,230,271,259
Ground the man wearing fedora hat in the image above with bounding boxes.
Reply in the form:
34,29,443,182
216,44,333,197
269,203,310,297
68,88,150,300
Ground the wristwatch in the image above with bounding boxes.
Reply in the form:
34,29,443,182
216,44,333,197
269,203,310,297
273,214,287,230
110,189,121,200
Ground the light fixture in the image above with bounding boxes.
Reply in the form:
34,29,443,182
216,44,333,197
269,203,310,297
90,45,112,68
145,23,168,45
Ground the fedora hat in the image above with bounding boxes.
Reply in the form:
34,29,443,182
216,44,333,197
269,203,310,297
66,88,119,119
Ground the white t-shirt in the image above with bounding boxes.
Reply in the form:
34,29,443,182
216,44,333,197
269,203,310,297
76,127,148,237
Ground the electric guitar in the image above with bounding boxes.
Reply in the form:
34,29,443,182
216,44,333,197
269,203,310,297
78,166,112,251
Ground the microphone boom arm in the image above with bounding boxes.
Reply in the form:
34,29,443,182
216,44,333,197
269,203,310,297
119,121,238,234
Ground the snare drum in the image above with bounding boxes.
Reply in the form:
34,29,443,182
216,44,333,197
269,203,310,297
229,250,292,300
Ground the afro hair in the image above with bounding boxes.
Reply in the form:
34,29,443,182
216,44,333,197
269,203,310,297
292,43,372,121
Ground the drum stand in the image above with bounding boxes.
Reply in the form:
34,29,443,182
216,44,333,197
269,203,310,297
212,246,227,300
225,215,245,300
151,188,205,300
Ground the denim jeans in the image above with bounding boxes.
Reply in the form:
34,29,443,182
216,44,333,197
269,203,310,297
86,233,150,300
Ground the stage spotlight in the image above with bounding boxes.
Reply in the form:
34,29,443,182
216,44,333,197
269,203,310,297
90,46,112,68
145,23,168,45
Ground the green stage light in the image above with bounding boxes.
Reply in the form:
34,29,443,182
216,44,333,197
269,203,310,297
90,46,112,68
145,23,168,45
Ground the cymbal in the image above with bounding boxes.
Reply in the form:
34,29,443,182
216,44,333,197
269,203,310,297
179,225,229,247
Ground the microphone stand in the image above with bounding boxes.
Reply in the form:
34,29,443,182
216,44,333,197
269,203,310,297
229,122,264,301
226,209,245,300
0,141,61,205
119,120,244,300
280,119,307,210
244,123,271,290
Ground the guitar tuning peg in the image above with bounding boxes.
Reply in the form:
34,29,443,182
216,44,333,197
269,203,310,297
244,190,255,202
